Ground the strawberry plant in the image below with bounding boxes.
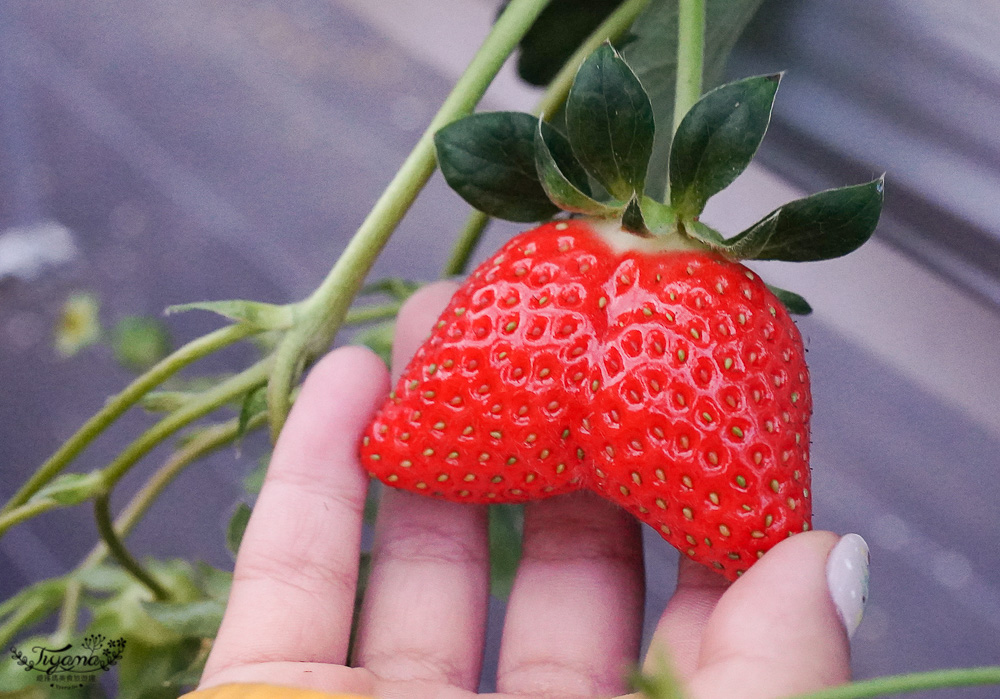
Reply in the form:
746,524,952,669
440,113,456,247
1,0,998,696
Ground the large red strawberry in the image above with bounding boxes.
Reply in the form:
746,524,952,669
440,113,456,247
360,44,881,578
361,218,810,579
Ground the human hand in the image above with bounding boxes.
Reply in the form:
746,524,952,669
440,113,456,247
196,281,870,699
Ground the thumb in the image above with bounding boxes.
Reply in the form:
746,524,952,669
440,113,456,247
684,531,870,699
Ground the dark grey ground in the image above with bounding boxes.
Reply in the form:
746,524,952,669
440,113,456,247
1,1,998,696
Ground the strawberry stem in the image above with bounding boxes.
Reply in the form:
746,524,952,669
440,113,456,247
442,0,652,278
266,0,556,439
673,0,706,137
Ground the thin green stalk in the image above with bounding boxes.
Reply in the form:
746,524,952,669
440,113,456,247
789,666,1000,699
94,494,168,601
442,0,651,278
55,414,268,640
343,301,405,326
265,0,555,439
2,322,258,514
673,0,705,135
0,498,59,537
101,358,270,486
54,580,81,643
0,597,55,649
442,210,492,278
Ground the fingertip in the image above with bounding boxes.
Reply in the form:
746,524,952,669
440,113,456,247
691,530,852,697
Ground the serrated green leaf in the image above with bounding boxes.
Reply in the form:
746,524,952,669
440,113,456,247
30,472,105,506
725,177,885,261
767,285,813,315
566,42,654,200
435,112,591,222
535,118,622,217
113,636,201,699
669,74,781,217
623,0,765,197
509,0,624,86
226,502,253,558
140,599,226,638
165,299,292,330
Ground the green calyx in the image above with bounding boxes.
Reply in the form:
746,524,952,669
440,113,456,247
434,41,884,315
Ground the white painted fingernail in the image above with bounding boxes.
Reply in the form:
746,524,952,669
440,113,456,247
825,533,870,638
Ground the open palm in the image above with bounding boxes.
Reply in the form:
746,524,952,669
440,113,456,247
195,282,853,699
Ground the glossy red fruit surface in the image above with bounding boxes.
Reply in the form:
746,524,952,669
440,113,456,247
360,218,811,579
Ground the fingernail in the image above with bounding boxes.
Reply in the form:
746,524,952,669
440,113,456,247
825,533,870,638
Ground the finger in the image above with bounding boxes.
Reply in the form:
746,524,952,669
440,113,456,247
684,531,853,699
355,280,492,689
203,346,389,682
497,492,644,697
643,557,731,680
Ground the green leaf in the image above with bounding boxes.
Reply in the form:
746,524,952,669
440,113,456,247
535,118,622,217
489,504,523,600
767,285,813,315
226,502,253,558
113,637,201,699
30,472,105,506
243,453,270,495
565,42,655,200
434,112,591,222
141,599,226,638
110,316,172,373
725,177,885,261
508,0,625,86
669,74,781,217
684,219,726,247
165,299,293,330
639,196,677,235
622,0,765,196
238,386,267,440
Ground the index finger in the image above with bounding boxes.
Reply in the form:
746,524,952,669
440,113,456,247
203,346,389,680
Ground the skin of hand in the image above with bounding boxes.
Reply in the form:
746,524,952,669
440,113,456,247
197,281,853,699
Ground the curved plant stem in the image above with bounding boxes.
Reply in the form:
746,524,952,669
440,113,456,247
789,666,1000,699
0,498,59,537
265,0,556,440
56,413,269,641
673,0,706,136
2,322,258,514
94,493,168,601
441,0,651,278
101,358,270,486
442,209,492,278
343,301,405,326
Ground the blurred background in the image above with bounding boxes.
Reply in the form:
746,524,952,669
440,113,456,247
1,0,998,695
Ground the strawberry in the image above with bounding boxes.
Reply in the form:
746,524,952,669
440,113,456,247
360,44,882,578
360,218,811,579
